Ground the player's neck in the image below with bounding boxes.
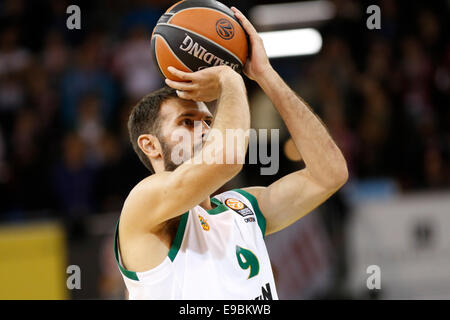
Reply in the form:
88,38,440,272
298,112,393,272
199,197,216,211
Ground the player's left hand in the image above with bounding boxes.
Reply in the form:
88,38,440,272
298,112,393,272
231,7,272,81
165,65,242,102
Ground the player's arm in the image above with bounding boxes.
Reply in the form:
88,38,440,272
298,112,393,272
122,66,250,232
232,7,348,235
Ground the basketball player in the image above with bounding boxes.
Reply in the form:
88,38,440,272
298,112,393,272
115,7,348,299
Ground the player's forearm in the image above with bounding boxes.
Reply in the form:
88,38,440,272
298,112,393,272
214,71,250,133
192,69,250,173
256,68,348,188
199,70,250,167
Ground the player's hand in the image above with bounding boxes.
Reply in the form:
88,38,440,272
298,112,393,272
165,65,241,102
231,7,272,81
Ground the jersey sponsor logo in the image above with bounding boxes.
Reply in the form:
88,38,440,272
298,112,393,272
253,282,273,300
225,198,254,218
198,214,210,231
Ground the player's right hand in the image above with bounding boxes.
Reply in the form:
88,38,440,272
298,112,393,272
165,65,243,102
231,7,272,82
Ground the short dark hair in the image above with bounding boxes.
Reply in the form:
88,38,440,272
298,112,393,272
128,86,178,172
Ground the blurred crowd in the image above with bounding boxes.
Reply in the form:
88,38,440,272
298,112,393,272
0,0,449,223
302,0,450,193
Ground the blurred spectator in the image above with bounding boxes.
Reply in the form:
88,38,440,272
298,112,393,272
76,94,107,166
356,75,392,177
52,133,97,218
119,0,166,35
7,108,52,215
42,30,70,78
0,128,11,215
98,235,126,299
0,26,30,76
94,133,125,213
417,10,442,56
60,33,117,129
24,62,59,129
0,72,24,113
0,26,29,118
112,25,162,100
400,37,433,129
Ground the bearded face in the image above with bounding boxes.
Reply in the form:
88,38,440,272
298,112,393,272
156,99,212,172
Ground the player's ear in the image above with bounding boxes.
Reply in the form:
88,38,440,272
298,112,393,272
138,134,162,160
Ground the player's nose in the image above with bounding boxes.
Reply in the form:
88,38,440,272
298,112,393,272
201,120,210,139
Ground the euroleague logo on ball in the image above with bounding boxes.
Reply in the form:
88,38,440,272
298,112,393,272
216,18,235,40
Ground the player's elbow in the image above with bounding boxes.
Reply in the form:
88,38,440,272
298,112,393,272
217,162,243,180
217,147,245,177
328,161,349,189
336,167,349,187
315,159,349,191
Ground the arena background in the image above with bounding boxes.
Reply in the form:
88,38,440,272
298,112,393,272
0,0,449,299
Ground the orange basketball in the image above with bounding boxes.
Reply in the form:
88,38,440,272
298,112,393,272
151,0,248,81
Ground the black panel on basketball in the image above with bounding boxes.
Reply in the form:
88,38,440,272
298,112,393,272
153,23,243,73
168,0,237,20
157,14,172,25
151,0,249,81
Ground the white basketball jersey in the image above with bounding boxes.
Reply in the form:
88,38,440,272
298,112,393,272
114,189,278,300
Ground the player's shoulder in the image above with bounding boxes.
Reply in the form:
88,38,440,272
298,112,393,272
216,186,265,203
125,172,170,206
120,172,171,231
236,186,266,199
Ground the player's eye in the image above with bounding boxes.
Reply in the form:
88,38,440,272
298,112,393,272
181,119,194,126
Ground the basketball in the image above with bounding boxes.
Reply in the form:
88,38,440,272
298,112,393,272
151,0,249,81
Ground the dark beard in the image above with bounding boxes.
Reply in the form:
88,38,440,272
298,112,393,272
160,139,180,172
159,135,203,172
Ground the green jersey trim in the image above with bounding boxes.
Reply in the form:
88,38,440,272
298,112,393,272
168,212,189,261
168,198,228,262
114,211,189,280
208,197,228,215
114,219,139,281
232,189,267,239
